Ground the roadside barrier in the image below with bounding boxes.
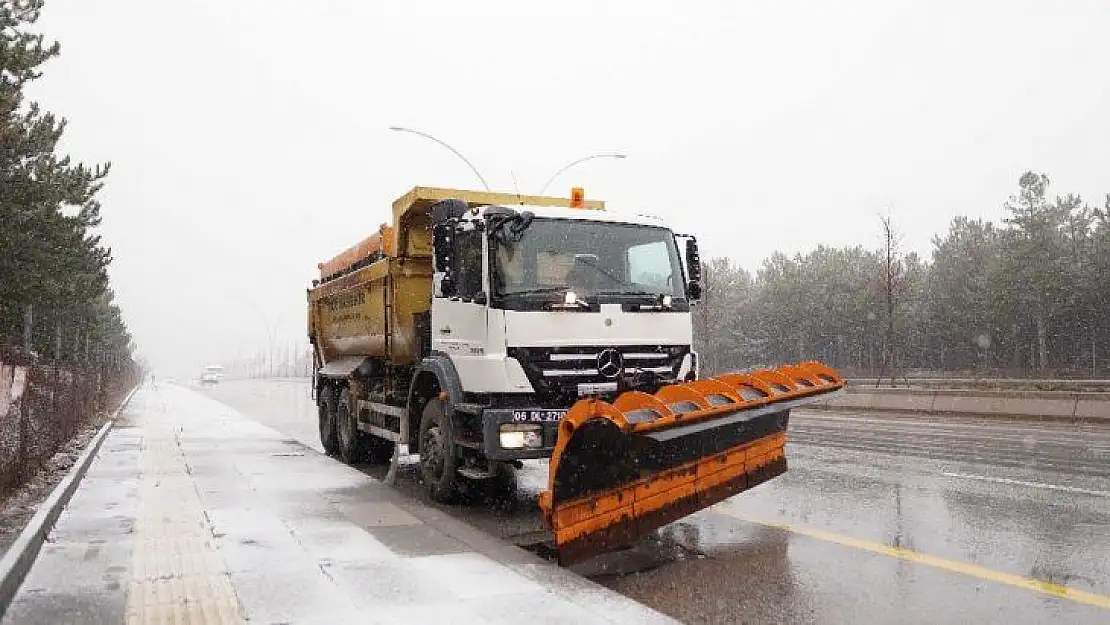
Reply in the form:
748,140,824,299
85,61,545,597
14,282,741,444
810,386,1110,421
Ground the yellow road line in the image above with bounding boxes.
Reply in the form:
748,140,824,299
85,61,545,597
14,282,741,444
713,506,1110,610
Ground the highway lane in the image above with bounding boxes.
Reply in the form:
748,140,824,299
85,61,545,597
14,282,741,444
200,379,1110,623
788,412,1110,480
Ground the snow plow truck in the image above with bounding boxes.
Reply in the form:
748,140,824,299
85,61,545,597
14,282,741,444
307,186,844,564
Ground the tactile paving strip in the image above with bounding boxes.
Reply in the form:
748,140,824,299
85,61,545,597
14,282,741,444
125,424,244,624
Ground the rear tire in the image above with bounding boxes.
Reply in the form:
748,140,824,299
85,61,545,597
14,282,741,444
336,388,365,464
318,386,339,457
418,399,459,503
335,389,397,465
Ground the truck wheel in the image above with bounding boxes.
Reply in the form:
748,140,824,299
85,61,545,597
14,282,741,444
318,386,339,457
419,399,459,503
336,388,366,464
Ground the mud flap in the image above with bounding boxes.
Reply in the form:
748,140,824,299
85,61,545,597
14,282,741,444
537,361,845,565
383,443,406,487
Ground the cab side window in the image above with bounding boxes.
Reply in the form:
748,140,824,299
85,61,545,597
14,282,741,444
453,229,484,300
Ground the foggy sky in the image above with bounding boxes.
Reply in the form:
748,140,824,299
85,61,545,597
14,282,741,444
26,1,1110,377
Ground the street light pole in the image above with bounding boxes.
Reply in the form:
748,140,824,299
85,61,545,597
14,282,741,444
389,126,490,191
538,153,627,195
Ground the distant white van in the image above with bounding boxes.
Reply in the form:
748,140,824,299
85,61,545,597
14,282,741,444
200,364,224,385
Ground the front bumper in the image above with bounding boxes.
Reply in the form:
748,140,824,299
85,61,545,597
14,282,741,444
481,407,568,461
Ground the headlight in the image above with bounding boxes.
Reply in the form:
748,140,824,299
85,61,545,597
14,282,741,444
499,423,543,449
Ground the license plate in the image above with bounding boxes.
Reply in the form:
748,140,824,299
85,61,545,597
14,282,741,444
511,410,567,423
577,382,617,396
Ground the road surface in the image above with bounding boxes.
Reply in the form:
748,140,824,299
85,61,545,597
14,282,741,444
201,378,1110,624
4,384,673,624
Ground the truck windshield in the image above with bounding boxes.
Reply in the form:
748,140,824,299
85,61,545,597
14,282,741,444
492,218,684,302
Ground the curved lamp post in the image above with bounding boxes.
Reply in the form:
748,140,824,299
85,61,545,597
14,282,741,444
389,126,490,191
538,153,626,195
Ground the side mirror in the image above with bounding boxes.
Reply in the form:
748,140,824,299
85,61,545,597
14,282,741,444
686,281,702,301
684,237,702,300
433,223,458,297
430,198,468,224
433,223,453,273
440,273,457,298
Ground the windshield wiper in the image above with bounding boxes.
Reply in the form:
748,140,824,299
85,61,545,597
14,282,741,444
574,255,633,288
596,289,659,298
500,287,593,309
502,287,567,296
596,289,653,295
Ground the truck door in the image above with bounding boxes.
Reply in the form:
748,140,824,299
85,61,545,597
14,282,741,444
432,224,488,370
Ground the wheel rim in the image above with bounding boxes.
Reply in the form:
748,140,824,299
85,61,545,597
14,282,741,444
421,426,444,480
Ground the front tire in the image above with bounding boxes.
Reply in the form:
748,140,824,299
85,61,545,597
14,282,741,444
419,399,459,503
318,386,339,457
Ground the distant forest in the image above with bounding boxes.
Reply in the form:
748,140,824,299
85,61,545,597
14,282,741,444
693,172,1110,379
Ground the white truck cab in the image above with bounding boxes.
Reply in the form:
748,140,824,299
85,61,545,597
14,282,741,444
428,196,702,460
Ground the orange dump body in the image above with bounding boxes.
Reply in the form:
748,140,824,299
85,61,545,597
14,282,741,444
317,224,394,280
538,361,845,565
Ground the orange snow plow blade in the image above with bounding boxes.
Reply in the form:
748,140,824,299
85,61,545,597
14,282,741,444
537,361,844,565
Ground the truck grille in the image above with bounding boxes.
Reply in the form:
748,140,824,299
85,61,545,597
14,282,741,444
508,345,690,402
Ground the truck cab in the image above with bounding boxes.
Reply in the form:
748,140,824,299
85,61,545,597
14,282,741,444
428,197,702,463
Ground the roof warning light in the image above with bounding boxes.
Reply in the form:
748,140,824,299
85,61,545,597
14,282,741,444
570,187,585,208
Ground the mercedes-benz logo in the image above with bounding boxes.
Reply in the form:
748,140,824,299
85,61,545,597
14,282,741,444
597,348,624,379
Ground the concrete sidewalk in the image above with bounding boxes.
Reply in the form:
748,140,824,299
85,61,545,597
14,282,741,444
3,385,675,624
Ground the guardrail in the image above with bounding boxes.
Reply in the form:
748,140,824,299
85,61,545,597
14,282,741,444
810,386,1110,421
843,377,1110,392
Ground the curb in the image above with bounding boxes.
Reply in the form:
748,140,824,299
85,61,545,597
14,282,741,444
322,457,679,623
385,491,680,624
0,383,140,615
199,390,679,623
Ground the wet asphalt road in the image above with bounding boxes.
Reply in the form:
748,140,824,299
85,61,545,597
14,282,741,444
199,379,1110,624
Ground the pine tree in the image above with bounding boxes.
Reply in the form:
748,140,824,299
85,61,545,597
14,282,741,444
1,1,126,364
